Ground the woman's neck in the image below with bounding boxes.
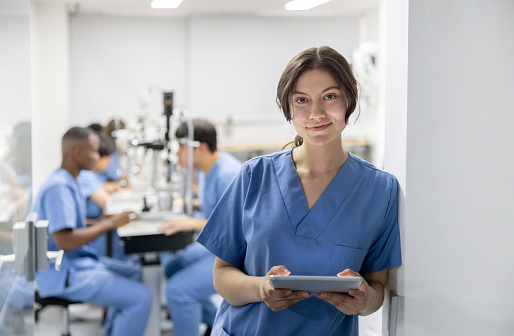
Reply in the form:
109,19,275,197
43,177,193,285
292,141,347,175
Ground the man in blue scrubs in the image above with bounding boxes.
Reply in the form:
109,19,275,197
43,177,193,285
34,127,152,336
159,119,242,336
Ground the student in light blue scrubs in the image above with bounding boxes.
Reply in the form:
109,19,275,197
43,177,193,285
78,131,128,260
96,119,125,183
34,127,152,336
197,46,402,336
158,120,242,336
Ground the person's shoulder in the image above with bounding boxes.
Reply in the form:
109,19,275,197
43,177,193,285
39,169,75,194
77,169,96,182
220,151,243,168
348,153,397,186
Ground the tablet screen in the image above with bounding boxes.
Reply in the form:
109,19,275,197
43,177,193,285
270,275,363,294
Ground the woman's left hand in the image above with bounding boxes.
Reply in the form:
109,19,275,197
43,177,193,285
316,269,370,315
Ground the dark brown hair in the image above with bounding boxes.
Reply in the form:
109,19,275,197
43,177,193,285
277,46,359,147
175,119,217,153
103,119,126,138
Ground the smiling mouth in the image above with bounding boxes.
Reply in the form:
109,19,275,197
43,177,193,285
308,123,332,131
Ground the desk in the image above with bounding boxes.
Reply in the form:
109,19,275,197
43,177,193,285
118,219,194,254
118,217,195,336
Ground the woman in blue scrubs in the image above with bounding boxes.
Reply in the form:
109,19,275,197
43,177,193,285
197,46,401,335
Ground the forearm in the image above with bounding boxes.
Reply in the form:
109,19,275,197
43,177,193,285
359,281,385,316
53,218,115,252
213,258,263,306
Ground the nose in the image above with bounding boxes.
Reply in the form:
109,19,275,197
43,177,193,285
309,99,326,119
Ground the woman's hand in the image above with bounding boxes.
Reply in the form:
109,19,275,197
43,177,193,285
317,269,368,315
260,266,311,312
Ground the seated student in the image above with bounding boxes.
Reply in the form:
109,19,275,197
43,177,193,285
158,119,242,336
34,127,152,336
77,130,127,260
96,119,126,183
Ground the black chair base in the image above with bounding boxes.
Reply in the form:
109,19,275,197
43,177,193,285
35,291,81,336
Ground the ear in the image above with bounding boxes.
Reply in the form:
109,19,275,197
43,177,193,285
72,146,82,158
199,142,209,152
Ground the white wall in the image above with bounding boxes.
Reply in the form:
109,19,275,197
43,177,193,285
0,15,31,133
69,15,360,147
70,16,188,126
385,0,514,335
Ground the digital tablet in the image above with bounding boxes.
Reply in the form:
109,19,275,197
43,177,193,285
270,275,363,294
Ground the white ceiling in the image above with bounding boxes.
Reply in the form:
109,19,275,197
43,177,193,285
38,0,379,17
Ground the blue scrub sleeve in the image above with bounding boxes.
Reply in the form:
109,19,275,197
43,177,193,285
42,184,80,235
361,175,402,273
197,165,250,268
78,171,103,198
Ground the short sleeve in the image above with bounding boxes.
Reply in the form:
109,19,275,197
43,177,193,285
77,170,103,198
197,165,250,268
42,184,80,235
361,174,402,273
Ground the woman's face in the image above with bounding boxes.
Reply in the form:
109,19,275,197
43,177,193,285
290,68,348,147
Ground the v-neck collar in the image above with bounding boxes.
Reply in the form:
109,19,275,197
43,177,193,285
272,150,363,239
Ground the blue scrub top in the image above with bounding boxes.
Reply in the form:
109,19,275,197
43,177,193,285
197,149,401,336
34,169,100,297
199,152,242,217
77,169,104,219
96,151,123,182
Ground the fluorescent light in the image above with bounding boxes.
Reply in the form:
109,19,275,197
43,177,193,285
284,0,332,11
151,0,183,9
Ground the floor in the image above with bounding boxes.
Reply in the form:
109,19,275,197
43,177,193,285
33,306,176,336
32,303,211,336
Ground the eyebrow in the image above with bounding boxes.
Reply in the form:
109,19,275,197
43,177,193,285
293,86,341,95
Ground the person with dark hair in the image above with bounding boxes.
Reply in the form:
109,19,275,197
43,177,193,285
34,126,152,336
77,131,127,259
159,119,242,336
196,46,401,335
96,119,126,182
87,123,103,133
78,132,116,220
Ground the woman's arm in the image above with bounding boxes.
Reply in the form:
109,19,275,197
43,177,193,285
317,268,388,316
213,257,310,310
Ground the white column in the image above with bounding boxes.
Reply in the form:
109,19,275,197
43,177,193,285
31,0,70,196
385,0,514,335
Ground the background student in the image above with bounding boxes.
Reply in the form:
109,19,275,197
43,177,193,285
34,126,152,336
159,119,242,336
78,128,130,260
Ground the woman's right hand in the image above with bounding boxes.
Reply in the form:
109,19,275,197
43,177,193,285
260,265,311,311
